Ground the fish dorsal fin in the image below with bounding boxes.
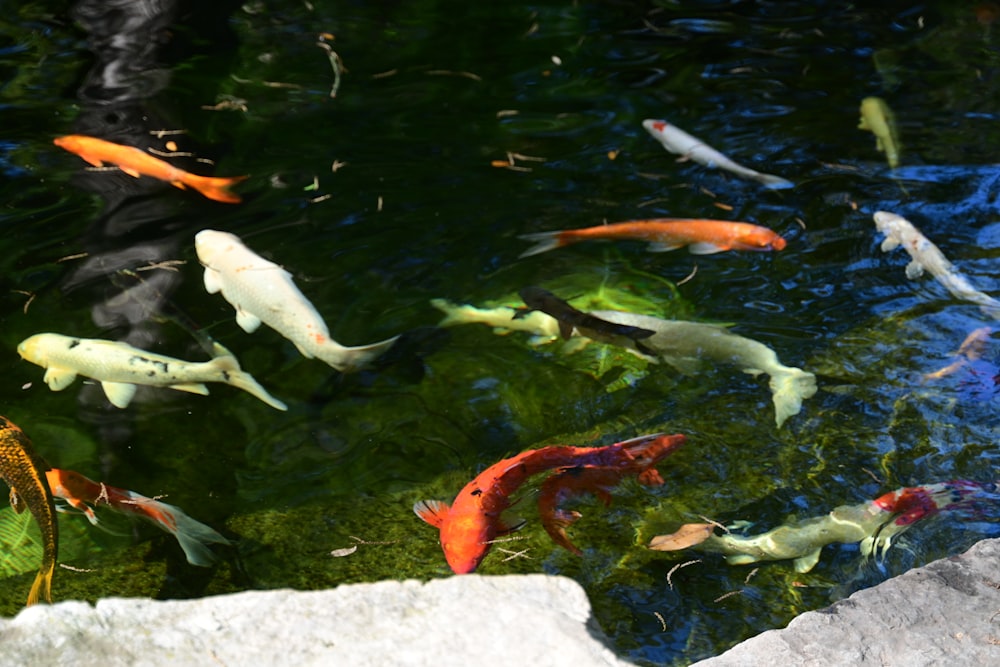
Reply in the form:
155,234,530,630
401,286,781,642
43,366,78,391
413,499,450,528
687,241,728,255
203,268,223,295
235,308,263,334
793,548,823,573
646,242,684,253
101,381,138,408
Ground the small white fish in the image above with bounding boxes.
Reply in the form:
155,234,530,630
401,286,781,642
195,230,399,373
858,97,900,169
17,333,287,410
873,210,1000,319
430,298,561,345
642,118,793,189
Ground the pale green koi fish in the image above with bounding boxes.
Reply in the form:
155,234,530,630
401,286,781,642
17,333,287,411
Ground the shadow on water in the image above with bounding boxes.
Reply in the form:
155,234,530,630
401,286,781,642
1,0,1000,664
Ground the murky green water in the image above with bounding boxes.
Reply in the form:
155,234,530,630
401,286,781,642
2,1,1000,664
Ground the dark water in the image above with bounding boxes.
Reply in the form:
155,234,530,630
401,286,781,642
2,0,1000,663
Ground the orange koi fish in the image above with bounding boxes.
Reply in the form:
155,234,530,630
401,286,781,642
414,432,686,573
46,468,231,567
0,417,57,606
53,134,247,204
518,219,786,258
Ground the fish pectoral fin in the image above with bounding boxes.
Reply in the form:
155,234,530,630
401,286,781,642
646,242,684,253
168,382,211,396
202,268,223,295
43,366,78,391
498,515,527,535
686,241,729,255
119,166,142,179
413,499,450,528
557,321,574,339
904,260,925,280
100,381,138,408
235,308,263,334
793,548,823,573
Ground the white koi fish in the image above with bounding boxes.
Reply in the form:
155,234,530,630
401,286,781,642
650,480,995,572
583,310,817,428
17,333,287,411
642,118,793,189
195,229,399,372
858,97,900,169
431,296,815,427
873,211,1000,319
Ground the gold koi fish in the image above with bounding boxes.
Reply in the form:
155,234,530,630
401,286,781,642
0,417,57,605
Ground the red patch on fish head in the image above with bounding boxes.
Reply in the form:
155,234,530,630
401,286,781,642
651,121,667,132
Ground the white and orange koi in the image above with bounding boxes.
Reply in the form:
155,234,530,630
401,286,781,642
642,119,793,189
195,230,399,373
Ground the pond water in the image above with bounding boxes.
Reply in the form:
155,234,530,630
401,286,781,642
2,0,1000,664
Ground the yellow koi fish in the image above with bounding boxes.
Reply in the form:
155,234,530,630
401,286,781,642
858,97,901,169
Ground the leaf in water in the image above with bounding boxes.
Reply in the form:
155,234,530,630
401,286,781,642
648,523,714,551
0,507,43,578
330,546,358,558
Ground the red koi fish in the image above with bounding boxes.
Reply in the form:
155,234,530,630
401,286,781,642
414,432,686,574
518,219,786,258
537,434,683,555
46,468,231,567
53,134,248,204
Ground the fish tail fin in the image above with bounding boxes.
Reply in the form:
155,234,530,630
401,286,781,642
755,173,795,189
518,231,570,257
430,299,470,327
769,367,818,428
541,509,584,556
26,561,54,605
209,355,288,410
315,335,400,373
182,174,249,204
120,491,231,567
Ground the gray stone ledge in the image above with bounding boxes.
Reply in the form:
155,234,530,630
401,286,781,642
2,538,998,667
692,537,1000,667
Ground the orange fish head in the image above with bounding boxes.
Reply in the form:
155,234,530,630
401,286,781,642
769,234,787,251
53,135,78,150
736,229,786,252
439,513,495,574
